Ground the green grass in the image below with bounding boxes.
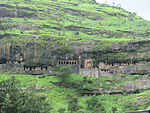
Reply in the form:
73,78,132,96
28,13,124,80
0,74,77,112
0,0,150,45
1,73,150,112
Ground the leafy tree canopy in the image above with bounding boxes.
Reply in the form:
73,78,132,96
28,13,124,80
0,76,51,113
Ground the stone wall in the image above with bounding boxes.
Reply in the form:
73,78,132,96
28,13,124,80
79,68,99,78
23,70,51,75
98,61,150,75
79,67,112,78
99,70,113,77
113,61,150,75
0,62,52,75
0,62,23,74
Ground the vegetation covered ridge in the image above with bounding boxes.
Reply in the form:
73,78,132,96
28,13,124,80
0,0,150,44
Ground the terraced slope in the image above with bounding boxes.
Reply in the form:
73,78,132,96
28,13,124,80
0,0,150,43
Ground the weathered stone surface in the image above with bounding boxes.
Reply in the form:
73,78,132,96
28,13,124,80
123,80,150,93
0,40,150,76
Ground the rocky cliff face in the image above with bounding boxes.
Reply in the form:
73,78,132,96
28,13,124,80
0,39,150,75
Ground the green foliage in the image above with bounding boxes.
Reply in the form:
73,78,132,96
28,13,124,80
0,0,150,46
1,74,150,112
112,107,118,113
66,73,126,93
86,96,106,113
67,94,83,113
0,76,50,113
122,102,139,112
57,108,66,113
52,66,72,83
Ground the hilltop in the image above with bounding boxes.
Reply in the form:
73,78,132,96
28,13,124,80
0,0,150,43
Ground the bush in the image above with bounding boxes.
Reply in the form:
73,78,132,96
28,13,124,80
67,94,83,113
52,66,72,83
0,76,51,113
86,96,106,113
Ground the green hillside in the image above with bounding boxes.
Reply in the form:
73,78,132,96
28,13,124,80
1,74,150,113
0,0,150,43
1,0,150,113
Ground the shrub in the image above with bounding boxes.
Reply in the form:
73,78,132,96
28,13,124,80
52,66,72,83
0,76,51,113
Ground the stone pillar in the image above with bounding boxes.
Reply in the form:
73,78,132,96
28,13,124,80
78,55,81,68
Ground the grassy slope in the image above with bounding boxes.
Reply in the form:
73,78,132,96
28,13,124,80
1,74,150,113
0,0,150,44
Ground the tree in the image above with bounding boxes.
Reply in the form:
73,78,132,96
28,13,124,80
86,96,106,113
57,108,66,113
0,76,51,113
112,107,118,113
52,66,72,83
67,94,83,113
